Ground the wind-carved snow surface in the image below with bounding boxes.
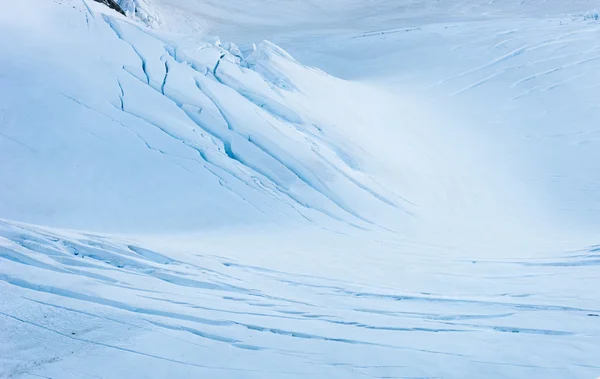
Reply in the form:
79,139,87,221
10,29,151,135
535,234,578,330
2,218,600,379
2,0,600,378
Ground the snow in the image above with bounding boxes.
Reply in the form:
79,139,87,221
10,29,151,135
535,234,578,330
1,0,600,378
1,0,409,233
1,218,600,378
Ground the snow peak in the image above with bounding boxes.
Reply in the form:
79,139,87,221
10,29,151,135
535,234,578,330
92,0,126,16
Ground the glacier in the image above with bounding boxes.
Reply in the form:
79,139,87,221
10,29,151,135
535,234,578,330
1,0,599,378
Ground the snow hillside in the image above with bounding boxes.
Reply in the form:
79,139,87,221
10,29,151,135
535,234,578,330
1,0,413,233
107,0,600,238
1,0,600,378
2,217,599,379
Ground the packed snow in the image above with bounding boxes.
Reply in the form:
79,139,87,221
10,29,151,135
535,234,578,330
1,0,599,378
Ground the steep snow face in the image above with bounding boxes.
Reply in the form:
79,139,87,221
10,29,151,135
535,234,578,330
281,7,600,239
0,0,420,234
185,0,600,239
1,0,566,243
98,0,600,240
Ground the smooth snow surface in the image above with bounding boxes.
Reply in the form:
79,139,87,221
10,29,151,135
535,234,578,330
1,0,600,378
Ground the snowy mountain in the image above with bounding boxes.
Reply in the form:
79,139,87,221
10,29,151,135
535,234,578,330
1,0,599,378
1,0,412,234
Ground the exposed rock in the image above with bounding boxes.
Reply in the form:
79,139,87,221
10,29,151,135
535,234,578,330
92,0,126,16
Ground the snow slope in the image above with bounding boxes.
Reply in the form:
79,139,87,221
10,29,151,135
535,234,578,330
0,0,413,234
1,0,600,378
2,218,600,379
111,0,600,241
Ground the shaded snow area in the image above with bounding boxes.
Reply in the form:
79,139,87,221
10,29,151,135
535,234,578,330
1,0,600,378
2,219,599,379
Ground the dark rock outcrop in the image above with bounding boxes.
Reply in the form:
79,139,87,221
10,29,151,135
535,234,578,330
92,0,126,16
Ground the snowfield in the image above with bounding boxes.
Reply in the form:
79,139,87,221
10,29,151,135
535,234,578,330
1,0,599,378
